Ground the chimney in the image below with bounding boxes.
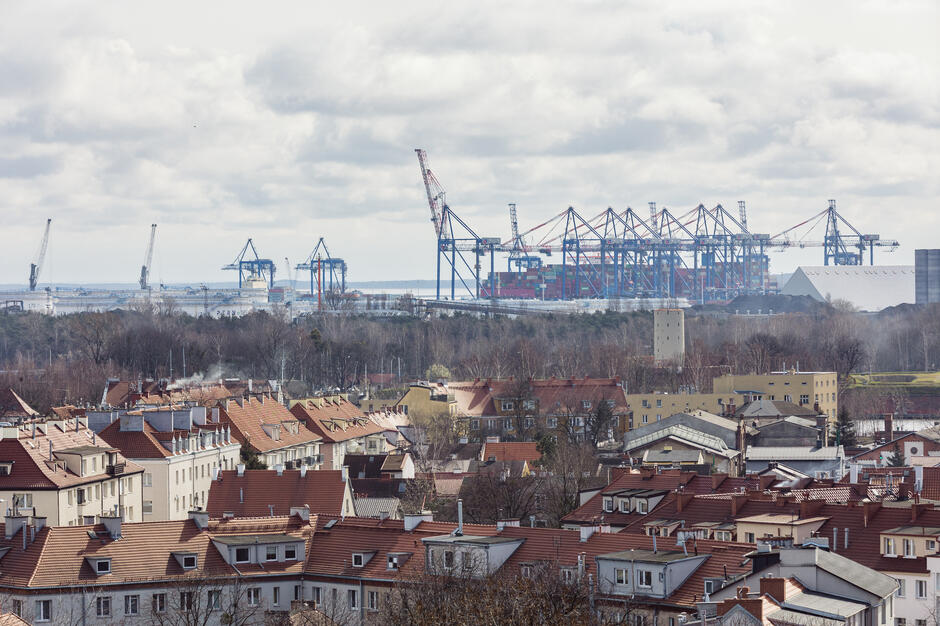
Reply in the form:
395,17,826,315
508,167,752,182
712,473,728,490
759,577,787,602
248,379,253,393
863,501,882,527
832,527,838,552
290,505,310,522
239,487,244,504
844,527,849,549
275,464,284,477
403,511,434,532
759,474,777,490
730,492,749,516
580,526,596,542
300,465,308,478
884,414,894,437
4,513,27,540
849,464,859,484
100,515,122,540
677,492,695,512
32,516,46,534
911,502,932,523
236,464,245,477
915,465,924,492
454,499,464,537
188,510,209,530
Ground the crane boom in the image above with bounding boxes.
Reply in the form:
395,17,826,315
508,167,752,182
415,148,444,238
139,223,157,290
28,218,52,291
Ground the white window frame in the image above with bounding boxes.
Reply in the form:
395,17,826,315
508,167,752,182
637,570,652,588
207,590,221,611
124,594,139,616
616,568,628,584
368,590,378,611
152,593,166,614
247,588,261,607
347,589,358,610
96,596,111,618
916,579,927,599
35,600,51,622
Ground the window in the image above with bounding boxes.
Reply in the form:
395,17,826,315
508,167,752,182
96,596,111,618
655,414,661,421
96,559,111,574
784,394,792,403
247,588,261,607
470,419,480,430
642,415,648,424
642,399,649,408
312,587,321,606
35,600,51,622
207,590,221,610
895,578,905,597
884,538,896,556
273,587,280,606
916,579,927,598
347,589,358,609
13,493,32,510
10,600,20,617
368,590,378,611
235,547,250,563
501,400,514,411
583,400,592,410
615,568,628,584
619,499,629,513
124,595,139,616
443,551,455,568
182,555,197,569
561,568,574,583
637,500,648,514
266,546,278,561
896,619,906,626
637,570,652,588
745,532,756,543
521,565,533,578
152,593,166,614
656,399,662,408
388,555,400,569
504,418,514,431
524,417,534,430
143,500,153,514
524,399,536,411
904,539,915,557
294,585,302,601
352,553,364,567
285,545,297,560
547,417,558,429
180,592,194,611
916,620,927,626
77,489,86,505
800,394,809,405
603,497,613,513
927,540,936,552
141,472,153,487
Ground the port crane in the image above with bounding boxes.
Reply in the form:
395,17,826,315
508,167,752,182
295,238,347,297
139,223,157,290
28,218,51,291
221,239,276,289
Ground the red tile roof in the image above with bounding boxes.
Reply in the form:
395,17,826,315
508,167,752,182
218,396,321,453
481,442,541,464
207,469,352,517
290,398,386,443
98,419,230,459
0,420,142,490
449,377,628,417
838,466,940,501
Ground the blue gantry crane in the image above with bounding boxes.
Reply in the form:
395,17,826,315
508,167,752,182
222,239,276,289
295,238,347,296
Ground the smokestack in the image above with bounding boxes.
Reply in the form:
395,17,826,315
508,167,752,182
455,499,464,537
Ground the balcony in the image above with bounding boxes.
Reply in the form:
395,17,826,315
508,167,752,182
106,463,126,476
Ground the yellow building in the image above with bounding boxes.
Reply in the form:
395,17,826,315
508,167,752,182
624,393,744,429
392,383,456,421
734,513,829,544
713,371,838,422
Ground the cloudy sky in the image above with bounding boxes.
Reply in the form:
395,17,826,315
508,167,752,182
0,0,937,286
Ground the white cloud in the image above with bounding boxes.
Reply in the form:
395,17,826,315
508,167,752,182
0,0,936,285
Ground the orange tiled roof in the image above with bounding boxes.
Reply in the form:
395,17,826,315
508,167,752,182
0,420,142,490
449,377,628,417
207,469,350,517
218,396,321,453
290,399,386,443
0,389,38,419
481,442,541,464
98,419,230,460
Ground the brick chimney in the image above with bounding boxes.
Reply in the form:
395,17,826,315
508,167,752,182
799,500,824,518
717,598,763,621
677,492,695,512
911,502,933,523
863,501,882,528
884,414,894,437
730,492,749,516
759,577,787,602
759,474,777,490
712,473,728,490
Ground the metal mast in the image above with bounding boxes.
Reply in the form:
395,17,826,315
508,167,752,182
139,223,157,290
28,218,52,291
415,149,444,238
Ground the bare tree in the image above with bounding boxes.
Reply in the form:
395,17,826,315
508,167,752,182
148,573,263,626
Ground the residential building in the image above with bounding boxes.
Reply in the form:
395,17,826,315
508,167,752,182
623,411,747,475
745,444,845,479
479,441,542,465
653,308,685,363
449,377,630,441
0,418,144,526
344,453,415,480
206,468,355,518
218,396,322,469
290,398,389,470
97,406,241,520
713,370,839,422
851,428,940,467
390,382,456,419
623,392,745,428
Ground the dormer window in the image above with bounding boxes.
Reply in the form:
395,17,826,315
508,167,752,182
619,499,629,513
182,555,197,569
903,539,915,558
0,462,13,476
883,538,896,556
266,546,278,561
602,497,613,513
352,553,364,567
637,500,648,514
235,547,250,563
96,559,111,575
285,545,297,560
388,555,399,569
